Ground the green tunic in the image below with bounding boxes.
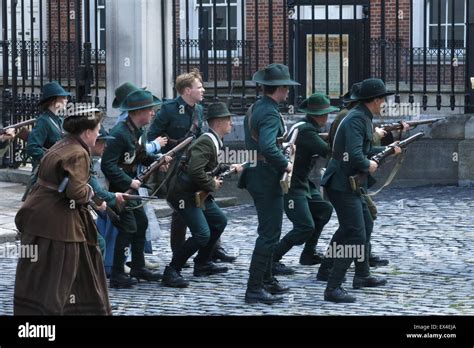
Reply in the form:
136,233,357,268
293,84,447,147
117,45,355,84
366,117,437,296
167,129,228,207
321,103,386,193
101,119,155,194
26,110,63,165
289,116,331,198
147,96,203,153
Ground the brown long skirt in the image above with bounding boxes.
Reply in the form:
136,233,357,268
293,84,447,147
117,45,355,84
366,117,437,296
14,233,111,315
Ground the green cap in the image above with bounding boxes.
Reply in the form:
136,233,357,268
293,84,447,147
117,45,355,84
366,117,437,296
119,90,161,112
205,102,233,121
298,93,339,116
356,78,394,101
252,63,300,86
112,82,143,109
39,81,71,105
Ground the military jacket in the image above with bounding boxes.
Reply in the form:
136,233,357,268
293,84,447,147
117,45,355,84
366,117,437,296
289,117,331,197
147,96,203,153
26,110,63,164
321,103,386,192
101,118,156,193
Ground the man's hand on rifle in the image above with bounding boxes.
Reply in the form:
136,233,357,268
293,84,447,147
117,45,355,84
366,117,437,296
285,161,293,173
388,141,403,155
400,121,411,133
0,128,15,142
156,136,168,148
115,192,125,205
158,155,173,172
369,160,378,174
130,179,141,190
230,163,244,173
214,177,224,190
97,201,107,213
375,127,387,138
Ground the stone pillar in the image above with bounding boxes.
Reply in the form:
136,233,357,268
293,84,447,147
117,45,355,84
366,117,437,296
105,0,173,123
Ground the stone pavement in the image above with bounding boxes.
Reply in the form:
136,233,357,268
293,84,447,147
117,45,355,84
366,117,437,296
0,184,473,315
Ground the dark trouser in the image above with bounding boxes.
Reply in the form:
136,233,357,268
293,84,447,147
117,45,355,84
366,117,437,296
170,198,227,270
246,163,284,289
170,211,187,253
112,206,148,274
170,211,223,254
274,191,333,261
324,188,372,289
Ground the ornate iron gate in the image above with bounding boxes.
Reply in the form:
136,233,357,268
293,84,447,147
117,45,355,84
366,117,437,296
1,0,106,168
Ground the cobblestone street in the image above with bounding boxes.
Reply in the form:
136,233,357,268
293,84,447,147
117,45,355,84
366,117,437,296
0,184,473,315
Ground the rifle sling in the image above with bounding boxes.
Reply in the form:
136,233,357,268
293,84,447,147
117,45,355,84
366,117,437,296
365,151,405,197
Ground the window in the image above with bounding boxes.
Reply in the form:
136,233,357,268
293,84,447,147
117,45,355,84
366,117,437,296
428,0,467,48
200,0,238,44
97,0,106,50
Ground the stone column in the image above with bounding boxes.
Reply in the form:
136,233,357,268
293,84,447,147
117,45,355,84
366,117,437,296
105,0,173,123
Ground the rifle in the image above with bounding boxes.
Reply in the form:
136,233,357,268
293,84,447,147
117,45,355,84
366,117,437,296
122,194,158,201
349,131,425,193
280,128,299,194
379,118,441,132
0,119,36,135
58,177,121,225
194,161,248,209
124,136,194,196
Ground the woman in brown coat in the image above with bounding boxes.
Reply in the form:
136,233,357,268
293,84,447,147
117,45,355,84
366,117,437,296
14,108,111,315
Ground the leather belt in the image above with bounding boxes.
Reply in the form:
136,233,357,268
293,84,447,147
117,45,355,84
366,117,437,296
37,178,59,191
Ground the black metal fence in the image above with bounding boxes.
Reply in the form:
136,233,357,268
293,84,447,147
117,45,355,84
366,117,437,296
1,0,105,167
173,0,474,112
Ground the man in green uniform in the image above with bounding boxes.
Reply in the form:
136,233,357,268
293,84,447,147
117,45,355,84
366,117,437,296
23,81,70,200
101,89,163,288
241,63,299,304
272,93,337,275
320,78,402,303
148,70,236,263
162,102,242,288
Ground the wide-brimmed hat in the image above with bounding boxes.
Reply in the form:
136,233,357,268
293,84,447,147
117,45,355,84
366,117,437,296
252,63,300,86
112,82,144,109
205,102,233,121
299,93,339,116
343,82,362,104
356,78,394,101
120,90,161,112
39,81,71,105
97,125,115,140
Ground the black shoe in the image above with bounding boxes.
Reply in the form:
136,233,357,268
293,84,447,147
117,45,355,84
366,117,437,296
369,255,389,267
245,287,285,305
299,251,324,265
316,271,346,283
194,261,229,277
162,266,189,288
212,247,237,263
263,277,290,295
353,275,387,289
324,286,356,303
272,262,295,275
109,272,138,289
130,267,162,282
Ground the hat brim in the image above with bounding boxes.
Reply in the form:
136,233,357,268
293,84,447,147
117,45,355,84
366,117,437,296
252,70,300,86
298,105,339,116
206,113,234,121
112,87,147,109
120,96,162,112
39,91,71,105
